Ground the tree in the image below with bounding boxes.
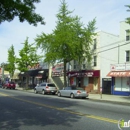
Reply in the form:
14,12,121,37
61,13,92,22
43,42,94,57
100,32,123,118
0,0,45,26
7,45,16,78
16,37,42,71
125,5,130,24
35,0,96,87
16,37,42,88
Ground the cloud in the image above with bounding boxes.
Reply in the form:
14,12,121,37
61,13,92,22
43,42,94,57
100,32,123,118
0,0,129,64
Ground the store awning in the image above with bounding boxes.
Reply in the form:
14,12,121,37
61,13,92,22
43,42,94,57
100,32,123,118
35,75,42,78
107,71,130,77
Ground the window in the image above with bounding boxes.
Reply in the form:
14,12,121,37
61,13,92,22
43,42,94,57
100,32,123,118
93,39,97,49
126,51,130,62
73,60,77,69
47,83,56,87
94,56,97,66
126,30,130,41
82,64,86,69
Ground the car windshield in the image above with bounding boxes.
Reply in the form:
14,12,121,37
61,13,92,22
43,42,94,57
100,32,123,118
71,87,84,90
48,84,55,87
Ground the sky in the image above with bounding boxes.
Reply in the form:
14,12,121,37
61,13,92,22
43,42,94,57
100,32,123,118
0,0,129,64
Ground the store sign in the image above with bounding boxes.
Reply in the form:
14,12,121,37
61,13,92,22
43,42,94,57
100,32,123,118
68,70,100,77
111,63,130,71
51,63,64,77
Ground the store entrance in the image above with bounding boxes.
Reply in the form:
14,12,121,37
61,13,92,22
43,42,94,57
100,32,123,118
77,78,81,87
102,78,112,94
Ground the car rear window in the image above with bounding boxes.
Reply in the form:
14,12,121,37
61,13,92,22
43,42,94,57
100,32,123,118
47,84,56,87
9,82,15,84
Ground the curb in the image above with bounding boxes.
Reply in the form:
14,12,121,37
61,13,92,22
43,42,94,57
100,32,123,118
88,98,130,106
16,88,130,106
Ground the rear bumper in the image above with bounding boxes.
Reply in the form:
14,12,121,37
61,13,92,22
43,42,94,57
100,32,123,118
45,90,57,93
75,93,88,98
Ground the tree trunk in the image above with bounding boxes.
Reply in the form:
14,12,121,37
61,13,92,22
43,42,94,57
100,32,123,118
63,59,67,87
26,75,29,89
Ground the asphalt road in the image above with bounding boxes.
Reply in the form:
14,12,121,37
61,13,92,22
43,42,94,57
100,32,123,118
0,88,130,130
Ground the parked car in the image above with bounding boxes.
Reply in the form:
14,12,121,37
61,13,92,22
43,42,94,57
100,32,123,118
34,83,57,95
57,86,89,99
3,82,16,89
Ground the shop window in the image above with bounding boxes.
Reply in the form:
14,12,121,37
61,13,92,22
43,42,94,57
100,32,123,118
126,30,130,41
94,56,97,66
126,51,130,62
83,77,88,86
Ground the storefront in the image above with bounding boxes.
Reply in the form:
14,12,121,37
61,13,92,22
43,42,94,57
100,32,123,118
67,70,100,93
107,64,130,96
18,63,49,88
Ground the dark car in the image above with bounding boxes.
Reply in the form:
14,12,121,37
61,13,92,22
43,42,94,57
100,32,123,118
3,82,16,89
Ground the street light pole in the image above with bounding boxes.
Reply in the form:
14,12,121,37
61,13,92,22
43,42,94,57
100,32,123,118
1,63,5,83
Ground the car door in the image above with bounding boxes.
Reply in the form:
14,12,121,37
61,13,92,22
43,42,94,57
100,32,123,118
65,87,72,96
39,83,46,92
36,84,41,92
63,87,71,97
60,87,67,96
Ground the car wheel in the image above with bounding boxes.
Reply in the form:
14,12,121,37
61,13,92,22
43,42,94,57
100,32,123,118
34,89,37,94
58,92,61,97
42,90,45,95
70,93,75,99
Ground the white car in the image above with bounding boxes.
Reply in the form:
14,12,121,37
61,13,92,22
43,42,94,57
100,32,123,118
34,83,57,95
57,86,89,99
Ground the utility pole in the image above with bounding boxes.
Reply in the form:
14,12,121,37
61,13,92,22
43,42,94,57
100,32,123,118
1,63,5,83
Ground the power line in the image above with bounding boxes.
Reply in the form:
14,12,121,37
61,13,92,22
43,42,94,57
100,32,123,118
94,41,130,54
96,40,125,49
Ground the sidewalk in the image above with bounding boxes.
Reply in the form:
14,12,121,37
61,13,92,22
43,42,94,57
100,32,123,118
16,87,130,105
88,93,130,105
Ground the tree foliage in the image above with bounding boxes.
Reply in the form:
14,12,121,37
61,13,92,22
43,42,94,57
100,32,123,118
125,5,130,24
0,0,45,26
35,0,96,86
7,45,16,78
16,37,42,72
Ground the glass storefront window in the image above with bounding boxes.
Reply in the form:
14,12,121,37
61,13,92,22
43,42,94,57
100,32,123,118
115,77,121,91
122,77,130,92
83,77,88,86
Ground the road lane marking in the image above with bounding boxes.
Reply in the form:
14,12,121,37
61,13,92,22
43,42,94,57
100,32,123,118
0,92,9,96
0,92,119,124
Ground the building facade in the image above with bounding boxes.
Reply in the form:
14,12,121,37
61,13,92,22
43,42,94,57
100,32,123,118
107,21,130,96
67,31,119,94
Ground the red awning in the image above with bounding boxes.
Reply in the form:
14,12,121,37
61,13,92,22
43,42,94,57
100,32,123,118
107,71,130,77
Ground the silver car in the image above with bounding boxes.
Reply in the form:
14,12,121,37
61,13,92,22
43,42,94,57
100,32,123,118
57,86,89,99
34,83,57,95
